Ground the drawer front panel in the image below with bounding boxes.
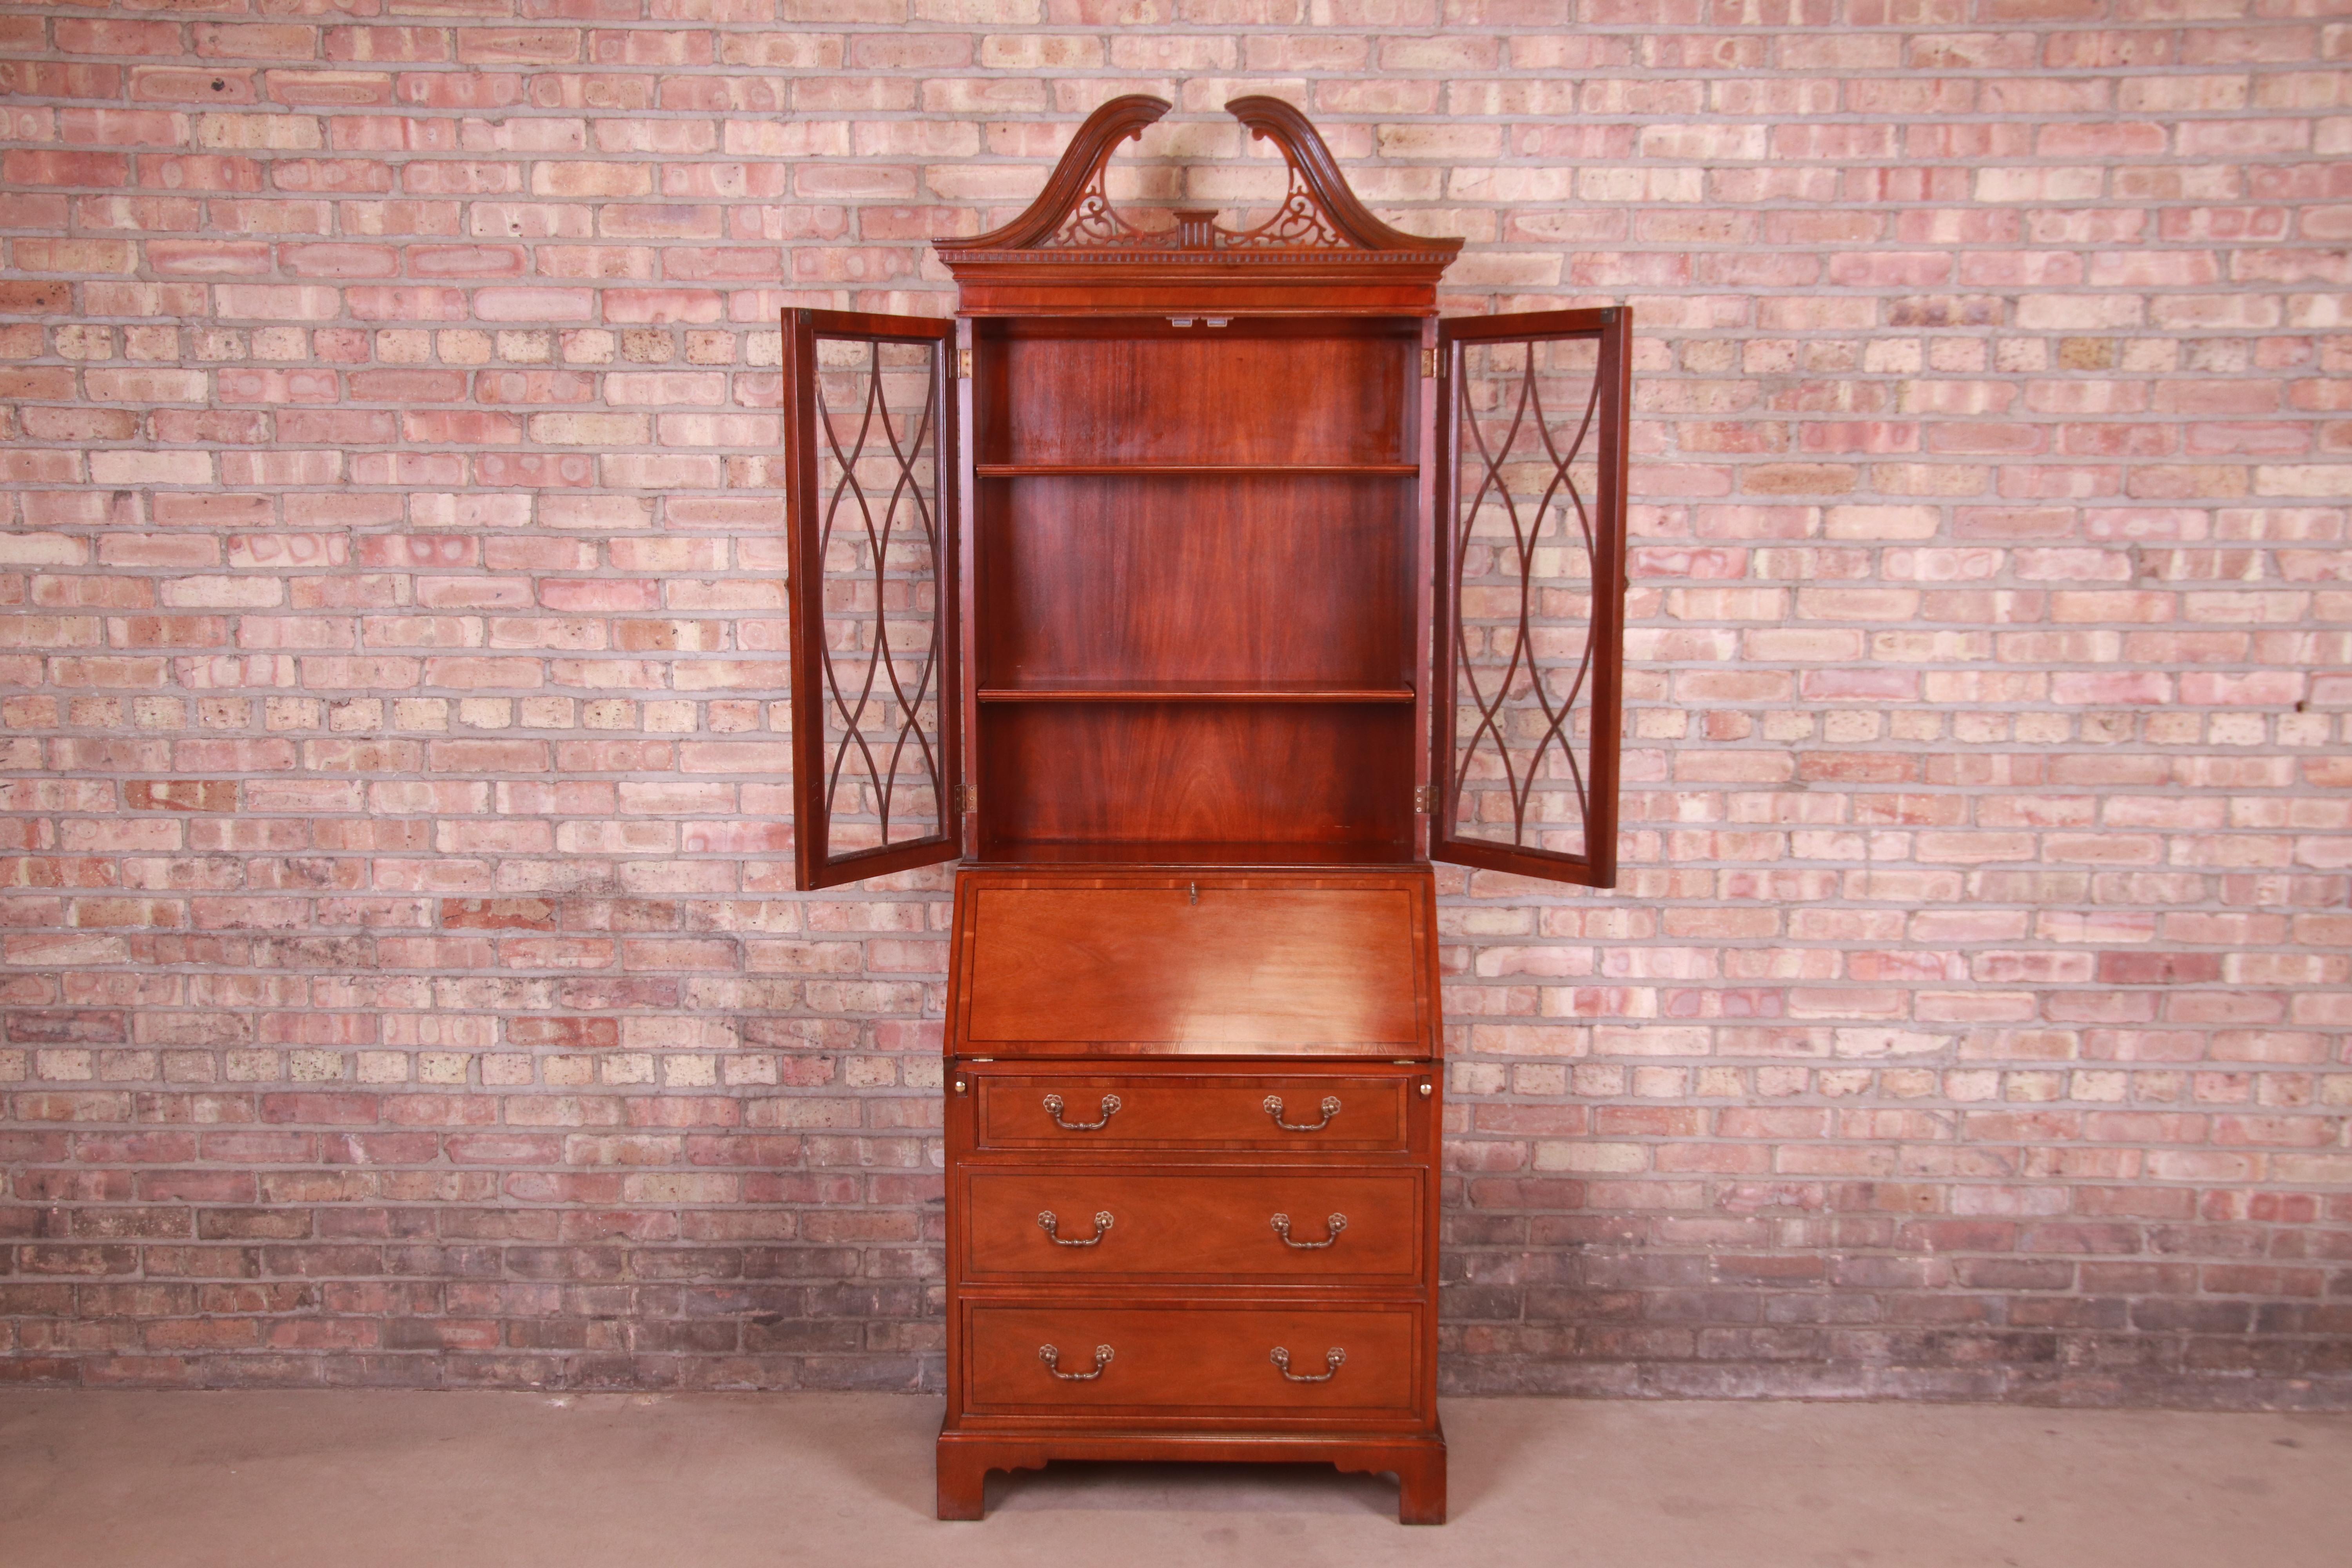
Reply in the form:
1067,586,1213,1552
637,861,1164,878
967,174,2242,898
973,1072,1414,1152
965,1170,1420,1281
965,1303,1419,1415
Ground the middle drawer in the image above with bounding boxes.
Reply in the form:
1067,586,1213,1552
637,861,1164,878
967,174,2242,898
962,1169,1423,1282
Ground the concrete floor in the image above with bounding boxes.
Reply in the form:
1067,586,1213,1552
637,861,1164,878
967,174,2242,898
2,1392,2346,1568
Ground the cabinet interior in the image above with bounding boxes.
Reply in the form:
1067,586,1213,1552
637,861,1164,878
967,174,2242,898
970,315,1424,865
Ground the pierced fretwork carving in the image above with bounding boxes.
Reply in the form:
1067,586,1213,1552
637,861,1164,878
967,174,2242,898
942,94,1462,264
1039,158,1352,251
1040,162,1160,247
1215,168,1351,250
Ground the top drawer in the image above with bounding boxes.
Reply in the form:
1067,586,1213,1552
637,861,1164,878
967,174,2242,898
969,1069,1421,1153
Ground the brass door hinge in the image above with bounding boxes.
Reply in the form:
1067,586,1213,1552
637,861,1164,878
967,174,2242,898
956,347,972,379
1413,784,1437,813
956,782,977,813
1421,347,1437,378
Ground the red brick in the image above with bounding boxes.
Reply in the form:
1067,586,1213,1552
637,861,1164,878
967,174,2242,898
0,15,2339,1402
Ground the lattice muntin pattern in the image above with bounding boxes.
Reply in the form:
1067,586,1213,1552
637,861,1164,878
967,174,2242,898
1450,336,1606,859
814,337,946,854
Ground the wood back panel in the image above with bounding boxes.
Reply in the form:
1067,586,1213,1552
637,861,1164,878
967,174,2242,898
976,322,1414,466
975,702,1413,854
975,473,1412,689
962,883,1422,1049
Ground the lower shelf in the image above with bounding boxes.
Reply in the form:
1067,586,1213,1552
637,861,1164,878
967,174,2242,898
977,683,1414,703
975,700,1417,851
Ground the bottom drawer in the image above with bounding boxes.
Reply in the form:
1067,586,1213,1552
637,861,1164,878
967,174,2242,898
963,1302,1420,1416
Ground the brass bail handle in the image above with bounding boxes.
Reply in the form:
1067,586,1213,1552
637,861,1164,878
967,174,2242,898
1270,1346,1346,1383
1042,1092,1121,1131
1263,1094,1341,1132
1039,1343,1114,1381
1270,1211,1347,1250
1038,1209,1114,1247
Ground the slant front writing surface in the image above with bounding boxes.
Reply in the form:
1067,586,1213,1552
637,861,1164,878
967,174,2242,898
964,887,1419,1047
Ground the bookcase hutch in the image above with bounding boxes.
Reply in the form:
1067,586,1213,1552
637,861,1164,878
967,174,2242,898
781,94,1630,1524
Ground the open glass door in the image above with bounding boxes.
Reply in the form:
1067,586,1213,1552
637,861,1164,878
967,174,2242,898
1431,307,1630,888
783,309,961,891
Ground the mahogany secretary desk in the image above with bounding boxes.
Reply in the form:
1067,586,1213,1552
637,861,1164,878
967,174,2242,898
780,95,1630,1524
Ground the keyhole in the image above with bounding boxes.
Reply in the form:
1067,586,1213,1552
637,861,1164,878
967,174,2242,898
1189,883,1198,905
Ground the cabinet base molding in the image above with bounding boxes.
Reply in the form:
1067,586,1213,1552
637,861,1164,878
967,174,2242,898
934,1428,1448,1524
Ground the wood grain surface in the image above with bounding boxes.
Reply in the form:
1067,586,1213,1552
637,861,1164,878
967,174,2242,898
976,471,1413,691
975,702,1415,856
975,319,1416,468
964,886,1419,1047
972,1070,1415,1151
963,1302,1421,1414
964,1170,1421,1280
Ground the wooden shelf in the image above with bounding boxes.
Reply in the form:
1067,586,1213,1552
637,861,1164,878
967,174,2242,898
974,838,1420,867
975,463,1418,477
978,681,1413,704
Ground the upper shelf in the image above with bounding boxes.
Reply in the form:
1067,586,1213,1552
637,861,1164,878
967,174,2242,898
976,463,1419,478
978,680,1414,704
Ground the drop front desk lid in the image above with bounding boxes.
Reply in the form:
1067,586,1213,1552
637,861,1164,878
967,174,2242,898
947,873,1437,1058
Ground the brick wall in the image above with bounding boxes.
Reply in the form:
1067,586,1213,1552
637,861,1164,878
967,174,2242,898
3,1,2350,1403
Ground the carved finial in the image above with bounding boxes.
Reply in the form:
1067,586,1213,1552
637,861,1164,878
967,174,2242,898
1172,209,1219,250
